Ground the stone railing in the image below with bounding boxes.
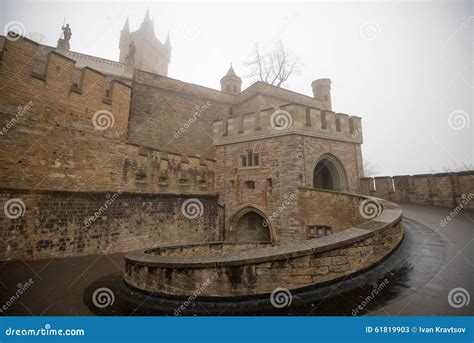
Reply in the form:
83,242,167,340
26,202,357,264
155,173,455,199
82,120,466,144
124,196,403,297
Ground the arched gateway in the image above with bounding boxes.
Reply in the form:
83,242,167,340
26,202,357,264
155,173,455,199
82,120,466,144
313,154,348,191
227,207,272,242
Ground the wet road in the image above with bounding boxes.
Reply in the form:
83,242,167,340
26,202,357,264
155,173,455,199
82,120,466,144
0,204,472,316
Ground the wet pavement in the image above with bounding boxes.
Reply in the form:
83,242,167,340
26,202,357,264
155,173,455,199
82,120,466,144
0,204,472,316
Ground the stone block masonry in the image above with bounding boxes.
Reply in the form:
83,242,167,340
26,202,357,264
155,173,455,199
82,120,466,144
0,36,215,195
0,189,219,260
124,197,403,297
360,171,474,208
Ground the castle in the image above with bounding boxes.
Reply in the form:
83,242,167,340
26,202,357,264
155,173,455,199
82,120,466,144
0,12,471,263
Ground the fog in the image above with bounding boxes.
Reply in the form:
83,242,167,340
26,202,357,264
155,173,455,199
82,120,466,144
1,0,472,176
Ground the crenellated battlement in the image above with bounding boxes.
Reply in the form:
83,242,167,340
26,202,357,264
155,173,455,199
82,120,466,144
213,103,363,146
0,34,132,139
360,171,474,208
0,34,215,195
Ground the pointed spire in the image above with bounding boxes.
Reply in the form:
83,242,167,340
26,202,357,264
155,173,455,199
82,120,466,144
225,63,237,77
144,8,151,22
122,17,130,32
165,31,171,46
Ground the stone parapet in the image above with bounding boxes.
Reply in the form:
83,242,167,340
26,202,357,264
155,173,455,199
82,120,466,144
213,103,363,146
124,197,402,297
360,171,474,208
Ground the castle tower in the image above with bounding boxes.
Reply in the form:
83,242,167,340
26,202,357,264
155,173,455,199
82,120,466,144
119,9,171,76
220,64,242,95
213,103,363,244
311,78,332,111
119,17,130,60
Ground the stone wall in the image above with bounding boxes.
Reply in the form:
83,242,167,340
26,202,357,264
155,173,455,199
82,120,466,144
0,36,215,195
297,188,367,236
0,188,219,260
360,171,474,208
127,70,234,159
124,198,403,297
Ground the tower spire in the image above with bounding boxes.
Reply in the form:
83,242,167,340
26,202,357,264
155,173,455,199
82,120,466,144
122,16,130,32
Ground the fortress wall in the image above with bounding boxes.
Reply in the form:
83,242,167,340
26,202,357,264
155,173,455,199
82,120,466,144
127,70,234,159
0,36,215,195
0,37,219,260
360,171,474,209
0,189,219,260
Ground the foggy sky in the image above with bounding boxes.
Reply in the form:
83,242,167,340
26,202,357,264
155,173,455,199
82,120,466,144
1,0,472,176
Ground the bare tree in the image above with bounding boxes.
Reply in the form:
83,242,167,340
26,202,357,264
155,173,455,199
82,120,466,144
363,160,381,177
442,163,474,172
244,41,302,87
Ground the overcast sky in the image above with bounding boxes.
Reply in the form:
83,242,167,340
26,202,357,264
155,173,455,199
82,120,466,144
1,0,472,176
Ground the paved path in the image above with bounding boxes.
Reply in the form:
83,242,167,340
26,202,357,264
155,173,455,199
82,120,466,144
0,203,472,316
369,203,473,316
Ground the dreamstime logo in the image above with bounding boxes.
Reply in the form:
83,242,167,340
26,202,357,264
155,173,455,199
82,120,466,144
182,21,203,40
263,189,299,227
359,197,381,219
440,193,473,228
359,21,381,41
92,110,115,131
92,287,115,308
351,278,389,316
4,21,26,41
0,278,34,314
174,101,212,138
270,109,292,131
448,110,470,130
3,198,26,219
181,198,204,219
84,191,122,228
270,287,292,308
0,101,34,136
174,274,218,316
448,287,470,308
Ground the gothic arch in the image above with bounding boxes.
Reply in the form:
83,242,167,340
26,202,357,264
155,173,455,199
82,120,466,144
227,206,273,243
312,153,348,191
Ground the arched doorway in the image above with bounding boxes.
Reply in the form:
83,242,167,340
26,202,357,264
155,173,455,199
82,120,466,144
228,207,272,242
313,154,348,191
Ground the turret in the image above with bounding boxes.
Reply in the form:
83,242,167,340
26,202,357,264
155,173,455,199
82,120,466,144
220,64,242,95
311,78,332,111
119,17,130,62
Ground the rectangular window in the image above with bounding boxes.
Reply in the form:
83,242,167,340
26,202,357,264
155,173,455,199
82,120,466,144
241,150,260,168
253,153,259,166
307,225,333,239
245,181,255,189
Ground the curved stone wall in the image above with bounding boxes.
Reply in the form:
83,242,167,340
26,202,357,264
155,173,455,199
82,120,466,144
124,196,403,297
